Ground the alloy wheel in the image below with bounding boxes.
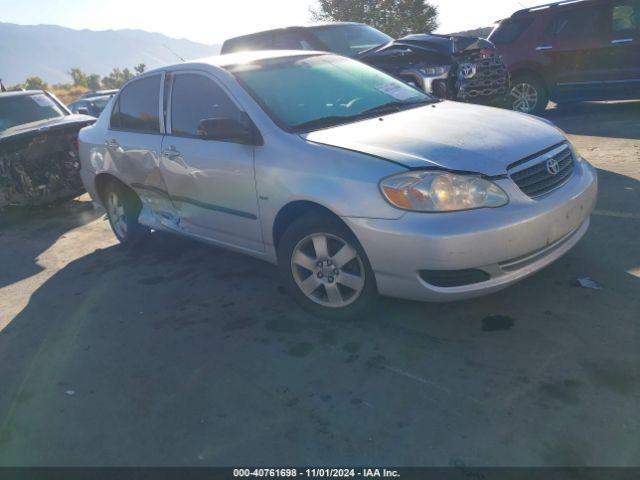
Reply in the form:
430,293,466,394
106,190,128,239
290,233,365,308
510,82,539,113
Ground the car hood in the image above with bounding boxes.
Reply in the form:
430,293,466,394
302,101,565,176
0,114,95,143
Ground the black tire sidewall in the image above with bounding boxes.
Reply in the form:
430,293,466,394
278,214,378,320
104,180,148,246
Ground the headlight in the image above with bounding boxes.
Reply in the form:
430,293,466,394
380,171,509,212
420,65,449,77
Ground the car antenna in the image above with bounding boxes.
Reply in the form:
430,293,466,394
0,79,6,92
163,44,186,62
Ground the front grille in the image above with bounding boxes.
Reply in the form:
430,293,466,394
456,52,509,100
510,145,575,198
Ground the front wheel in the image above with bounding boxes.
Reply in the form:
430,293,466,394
278,214,378,319
509,75,549,115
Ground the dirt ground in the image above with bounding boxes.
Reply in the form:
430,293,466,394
0,101,638,467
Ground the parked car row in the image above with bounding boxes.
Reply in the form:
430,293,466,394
221,0,640,114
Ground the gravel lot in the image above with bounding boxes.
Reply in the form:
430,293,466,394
0,101,638,467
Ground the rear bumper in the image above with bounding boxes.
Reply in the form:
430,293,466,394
344,160,598,302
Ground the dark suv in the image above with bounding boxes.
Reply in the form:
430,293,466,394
222,23,509,105
490,0,640,114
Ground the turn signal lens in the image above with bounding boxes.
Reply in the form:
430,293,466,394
380,171,509,212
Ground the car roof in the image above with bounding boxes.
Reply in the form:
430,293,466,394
146,50,329,75
510,0,603,17
223,22,364,42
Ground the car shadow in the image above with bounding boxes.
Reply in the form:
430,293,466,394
0,195,104,289
0,170,638,465
543,100,640,140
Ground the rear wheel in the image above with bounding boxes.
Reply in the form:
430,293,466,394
278,213,377,319
103,180,149,246
509,74,549,115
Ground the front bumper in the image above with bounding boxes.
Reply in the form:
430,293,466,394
344,160,598,302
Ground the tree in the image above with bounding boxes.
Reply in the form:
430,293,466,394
101,67,135,89
86,74,102,90
134,63,146,75
69,68,88,87
25,76,49,90
310,0,438,38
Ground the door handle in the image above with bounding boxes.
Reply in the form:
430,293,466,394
611,38,633,44
536,45,553,51
104,139,123,153
162,146,182,159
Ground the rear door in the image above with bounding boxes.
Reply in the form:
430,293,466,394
160,71,263,252
537,4,610,100
604,0,640,97
106,74,174,220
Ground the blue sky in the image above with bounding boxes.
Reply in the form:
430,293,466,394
1,0,543,44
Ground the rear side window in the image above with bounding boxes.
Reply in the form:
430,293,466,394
170,74,242,137
544,7,604,41
110,75,161,133
612,0,640,32
490,17,534,45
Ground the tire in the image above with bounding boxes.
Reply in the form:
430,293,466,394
103,179,149,246
509,74,549,115
278,213,378,320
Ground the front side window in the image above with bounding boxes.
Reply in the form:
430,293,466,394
110,75,160,133
229,54,433,132
0,93,66,131
310,25,393,57
490,18,533,45
612,0,640,32
170,74,242,137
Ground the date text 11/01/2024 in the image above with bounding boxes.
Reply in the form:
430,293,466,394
233,468,400,478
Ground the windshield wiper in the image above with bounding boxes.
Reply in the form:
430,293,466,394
291,100,433,132
359,99,433,117
290,115,354,132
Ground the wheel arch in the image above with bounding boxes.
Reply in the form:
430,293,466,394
272,200,352,253
94,172,139,206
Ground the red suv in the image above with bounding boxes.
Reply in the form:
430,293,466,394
490,0,640,114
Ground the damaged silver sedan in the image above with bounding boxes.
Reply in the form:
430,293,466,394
78,51,597,317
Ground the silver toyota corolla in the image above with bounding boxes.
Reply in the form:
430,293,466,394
79,50,598,317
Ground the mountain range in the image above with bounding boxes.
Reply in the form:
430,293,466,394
0,22,221,85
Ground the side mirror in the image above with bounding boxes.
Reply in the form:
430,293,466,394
76,107,90,115
196,117,260,145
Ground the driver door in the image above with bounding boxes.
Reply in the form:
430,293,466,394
160,71,263,253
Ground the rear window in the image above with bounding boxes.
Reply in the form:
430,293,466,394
0,93,66,131
490,17,533,45
110,75,161,133
222,32,274,53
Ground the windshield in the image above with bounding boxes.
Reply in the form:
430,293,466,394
0,93,66,131
310,24,393,57
229,54,433,132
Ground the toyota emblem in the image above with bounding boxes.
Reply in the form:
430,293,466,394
546,157,561,175
460,63,477,79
